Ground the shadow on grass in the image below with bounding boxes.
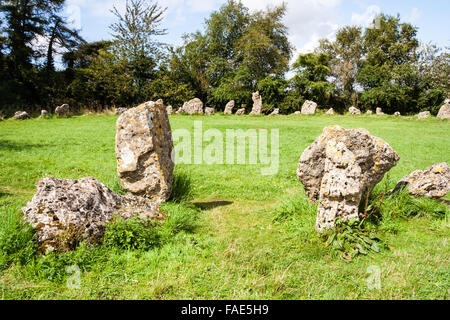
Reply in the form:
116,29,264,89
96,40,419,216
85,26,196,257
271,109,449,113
193,200,233,211
0,139,49,152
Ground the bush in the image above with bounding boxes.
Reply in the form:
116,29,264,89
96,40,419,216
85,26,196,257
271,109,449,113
0,210,37,271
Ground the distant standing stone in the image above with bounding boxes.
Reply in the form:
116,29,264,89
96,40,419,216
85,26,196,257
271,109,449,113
270,108,280,115
55,104,69,116
12,111,30,119
235,108,245,115
366,110,373,114
224,100,235,114
418,111,431,119
205,107,214,115
376,108,384,115
394,112,401,116
437,100,450,119
180,98,204,115
349,106,361,115
115,99,174,203
326,108,334,115
40,110,49,117
301,100,317,115
250,91,262,115
166,106,173,115
294,111,301,115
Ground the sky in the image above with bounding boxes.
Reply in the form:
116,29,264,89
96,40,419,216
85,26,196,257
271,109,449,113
64,0,450,59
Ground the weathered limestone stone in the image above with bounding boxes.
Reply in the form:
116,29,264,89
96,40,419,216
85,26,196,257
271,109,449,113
22,177,161,252
418,111,431,119
115,107,127,115
395,163,449,199
270,108,280,115
394,112,401,116
55,104,69,116
297,125,400,230
166,106,173,115
176,107,183,114
294,111,301,115
326,108,334,115
180,98,204,114
40,110,49,117
235,108,245,115
12,111,30,119
116,99,174,203
250,91,262,115
366,110,373,114
301,100,317,115
224,100,235,114
349,106,361,115
437,100,450,119
376,108,384,115
205,107,214,115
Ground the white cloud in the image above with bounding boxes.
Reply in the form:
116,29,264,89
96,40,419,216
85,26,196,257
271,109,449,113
351,5,380,27
241,0,342,58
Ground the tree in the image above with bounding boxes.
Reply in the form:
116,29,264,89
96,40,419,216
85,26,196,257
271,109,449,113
110,0,167,101
291,52,334,107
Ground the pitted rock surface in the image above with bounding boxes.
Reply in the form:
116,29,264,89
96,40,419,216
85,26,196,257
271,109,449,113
22,177,161,252
115,99,174,202
12,111,30,119
418,111,431,119
349,106,361,115
297,125,399,230
205,107,214,115
180,98,204,114
235,108,245,115
437,100,450,119
326,108,334,115
395,162,449,199
55,104,69,116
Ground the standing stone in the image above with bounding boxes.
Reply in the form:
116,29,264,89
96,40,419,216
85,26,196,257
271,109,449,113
270,108,280,115
22,177,161,252
166,106,173,115
301,100,318,115
297,125,400,231
394,112,401,116
376,108,384,115
205,107,214,115
176,107,183,114
366,110,373,115
115,107,127,115
55,104,69,116
395,162,449,199
235,108,245,115
349,106,361,115
294,111,301,115
418,111,431,119
224,100,235,114
326,108,334,115
250,91,262,115
180,98,204,115
12,111,30,119
115,99,174,203
40,110,49,117
437,99,450,119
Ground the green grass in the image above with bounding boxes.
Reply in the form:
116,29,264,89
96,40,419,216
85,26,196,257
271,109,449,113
0,113,449,299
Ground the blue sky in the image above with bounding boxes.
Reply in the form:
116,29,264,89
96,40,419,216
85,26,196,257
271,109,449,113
64,0,450,57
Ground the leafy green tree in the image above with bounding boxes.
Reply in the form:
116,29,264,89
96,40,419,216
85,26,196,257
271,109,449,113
257,76,288,110
110,0,167,101
291,52,334,107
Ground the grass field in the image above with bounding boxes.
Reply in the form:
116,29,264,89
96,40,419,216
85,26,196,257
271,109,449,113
0,113,449,300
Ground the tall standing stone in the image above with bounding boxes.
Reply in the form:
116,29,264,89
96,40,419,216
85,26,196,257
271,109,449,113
250,91,262,115
181,98,204,114
224,100,235,114
115,99,174,203
55,104,69,116
297,126,399,230
349,106,361,115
